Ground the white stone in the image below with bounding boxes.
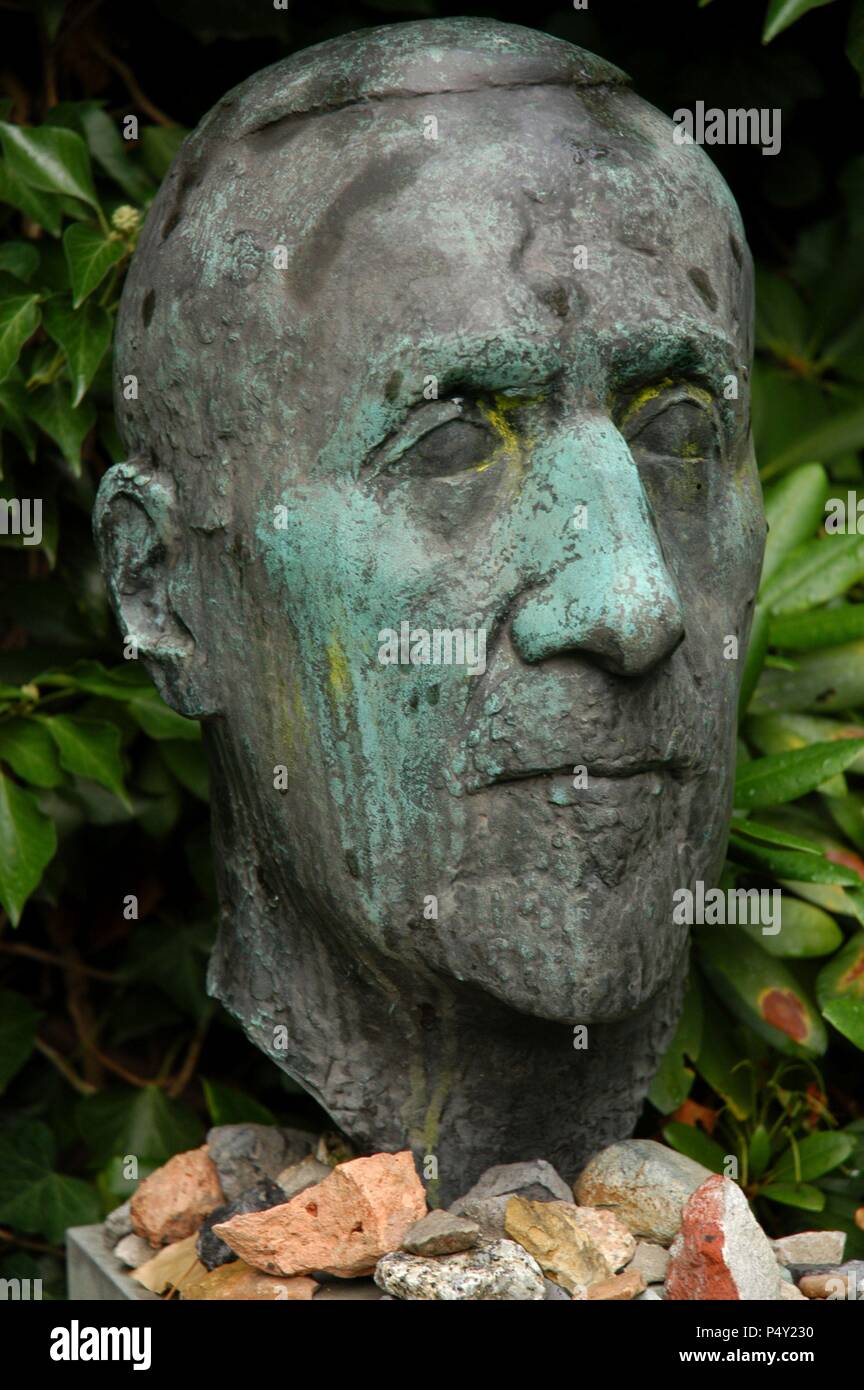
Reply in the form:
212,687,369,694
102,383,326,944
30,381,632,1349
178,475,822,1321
772,1231,846,1267
375,1238,545,1300
113,1233,153,1269
630,1240,669,1283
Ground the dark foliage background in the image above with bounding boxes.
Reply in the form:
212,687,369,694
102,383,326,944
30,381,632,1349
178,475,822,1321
0,0,862,1297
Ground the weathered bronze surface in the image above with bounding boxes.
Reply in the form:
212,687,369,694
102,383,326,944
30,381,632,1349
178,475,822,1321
95,19,764,1203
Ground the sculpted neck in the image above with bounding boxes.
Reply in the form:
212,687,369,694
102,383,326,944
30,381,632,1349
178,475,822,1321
205,747,688,1204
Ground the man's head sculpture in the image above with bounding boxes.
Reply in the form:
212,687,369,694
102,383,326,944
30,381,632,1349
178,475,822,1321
95,19,764,1202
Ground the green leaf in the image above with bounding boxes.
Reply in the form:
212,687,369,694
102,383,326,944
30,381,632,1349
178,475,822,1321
125,918,214,1021
695,928,827,1058
649,972,702,1113
202,1079,277,1127
769,1131,855,1183
0,1119,100,1242
0,988,41,1091
760,1182,826,1211
24,381,95,474
769,603,864,651
734,739,864,811
0,160,63,236
37,715,128,804
761,405,864,480
738,603,769,718
0,373,37,461
729,836,861,884
128,690,202,742
0,769,57,925
662,1121,728,1173
749,1124,772,1180
0,122,101,216
816,930,864,1047
729,817,823,854
739,897,843,958
691,993,754,1120
77,107,154,204
76,1086,203,1169
751,640,864,715
0,242,39,282
0,718,63,787
0,291,40,385
159,740,209,800
763,0,837,44
760,533,864,616
41,296,112,407
140,126,187,182
62,223,125,307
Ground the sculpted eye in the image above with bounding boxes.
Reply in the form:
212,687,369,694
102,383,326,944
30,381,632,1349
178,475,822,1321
621,385,719,462
387,416,493,478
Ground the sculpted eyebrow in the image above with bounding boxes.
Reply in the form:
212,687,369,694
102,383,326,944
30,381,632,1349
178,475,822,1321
605,327,740,398
385,335,565,400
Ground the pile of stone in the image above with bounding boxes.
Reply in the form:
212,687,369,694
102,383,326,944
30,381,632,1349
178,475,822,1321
100,1130,858,1300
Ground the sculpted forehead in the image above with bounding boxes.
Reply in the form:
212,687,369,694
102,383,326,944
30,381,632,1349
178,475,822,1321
283,86,751,434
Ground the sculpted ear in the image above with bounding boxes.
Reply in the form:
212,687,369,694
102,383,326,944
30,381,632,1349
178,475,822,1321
93,460,216,718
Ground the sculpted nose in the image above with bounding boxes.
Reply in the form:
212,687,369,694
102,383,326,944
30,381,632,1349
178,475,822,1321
509,418,685,677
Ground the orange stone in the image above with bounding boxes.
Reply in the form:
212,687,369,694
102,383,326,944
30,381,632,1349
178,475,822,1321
213,1150,426,1277
584,1268,646,1301
131,1146,224,1247
183,1261,319,1300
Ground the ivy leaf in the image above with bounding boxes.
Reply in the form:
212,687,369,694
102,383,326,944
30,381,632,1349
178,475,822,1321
202,1079,277,1127
140,126,187,182
0,122,101,217
0,1120,100,1243
62,223,125,307
0,290,40,385
76,1086,203,1170
128,690,202,742
0,718,63,787
80,108,154,204
41,295,112,407
36,714,129,805
0,160,63,236
734,739,864,811
0,372,37,461
24,382,96,474
0,769,57,925
0,988,41,1091
0,242,39,282
125,918,215,1020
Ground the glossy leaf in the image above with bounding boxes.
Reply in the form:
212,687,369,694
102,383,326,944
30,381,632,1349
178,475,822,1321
662,1121,728,1173
769,1131,855,1182
41,295,112,406
695,928,827,1058
816,930,864,1047
0,718,63,787
24,382,95,473
734,739,864,811
62,223,124,307
761,462,828,587
37,715,129,805
738,896,842,958
0,121,100,215
0,769,57,925
0,290,40,384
